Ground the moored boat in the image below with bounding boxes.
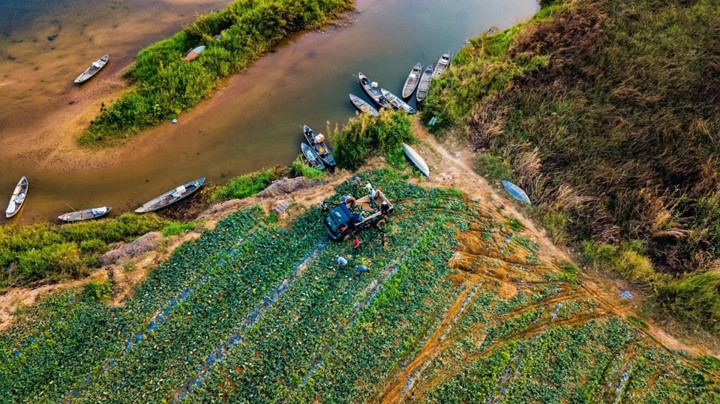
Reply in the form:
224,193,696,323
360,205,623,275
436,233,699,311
74,54,109,84
402,143,430,177
135,177,205,213
501,180,532,204
58,206,112,223
432,53,451,77
380,88,416,114
301,143,326,171
402,63,423,99
349,94,379,117
182,45,206,62
358,72,392,110
303,125,336,169
5,176,28,218
416,64,434,103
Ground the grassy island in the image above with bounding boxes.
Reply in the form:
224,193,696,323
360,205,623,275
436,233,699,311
80,0,353,145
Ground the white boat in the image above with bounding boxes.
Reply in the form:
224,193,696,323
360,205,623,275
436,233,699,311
380,88,416,114
416,64,434,103
402,143,429,177
432,53,451,77
349,94,379,117
402,63,423,99
74,54,109,84
5,176,28,218
58,206,112,222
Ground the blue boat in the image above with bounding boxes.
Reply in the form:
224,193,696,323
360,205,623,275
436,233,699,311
501,180,531,204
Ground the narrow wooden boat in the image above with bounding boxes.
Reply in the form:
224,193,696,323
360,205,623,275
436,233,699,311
74,54,109,84
432,53,451,77
301,143,325,171
402,143,430,177
303,125,336,169
5,176,28,218
182,45,206,62
358,72,391,110
416,64,434,103
380,88,416,114
501,180,532,204
349,94,379,117
58,206,112,223
135,177,205,213
402,63,423,99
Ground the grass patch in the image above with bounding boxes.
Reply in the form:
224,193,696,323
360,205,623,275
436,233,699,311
627,315,649,329
211,166,289,201
0,214,169,287
161,222,196,236
474,153,513,182
83,281,112,301
291,157,325,180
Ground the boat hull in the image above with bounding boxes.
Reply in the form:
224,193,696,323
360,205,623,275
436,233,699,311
5,176,28,218
402,143,429,177
59,207,112,222
135,177,206,213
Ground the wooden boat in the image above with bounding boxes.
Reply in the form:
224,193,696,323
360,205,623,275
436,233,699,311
402,63,423,99
416,64,434,103
349,94,379,117
402,143,429,177
58,206,112,223
5,176,28,218
501,180,532,204
432,53,451,77
303,125,336,169
182,45,206,62
301,143,325,171
380,88,416,114
135,177,205,213
358,72,391,110
74,54,109,84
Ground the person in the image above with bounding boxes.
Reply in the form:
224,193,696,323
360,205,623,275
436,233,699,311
380,231,387,247
353,237,361,250
337,256,348,267
366,183,377,200
381,200,390,216
345,195,357,209
320,200,328,212
352,176,361,188
356,265,368,275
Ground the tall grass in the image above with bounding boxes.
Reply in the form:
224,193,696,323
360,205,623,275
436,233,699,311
428,0,720,330
0,214,169,287
80,0,354,145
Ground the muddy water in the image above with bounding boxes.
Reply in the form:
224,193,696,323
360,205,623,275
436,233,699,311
0,0,538,224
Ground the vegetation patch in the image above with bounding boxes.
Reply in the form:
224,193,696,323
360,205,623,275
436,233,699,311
425,0,720,331
211,165,289,201
79,0,354,145
0,214,169,287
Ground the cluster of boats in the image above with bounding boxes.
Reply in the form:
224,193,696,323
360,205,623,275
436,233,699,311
4,176,206,222
349,52,451,117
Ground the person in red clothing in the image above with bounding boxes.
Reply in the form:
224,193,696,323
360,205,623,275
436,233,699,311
353,237,361,250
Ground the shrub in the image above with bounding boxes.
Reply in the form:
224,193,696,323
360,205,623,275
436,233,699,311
84,281,112,301
211,166,290,200
474,153,513,182
161,222,196,236
291,158,325,180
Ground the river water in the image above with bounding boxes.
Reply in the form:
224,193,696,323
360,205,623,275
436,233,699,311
0,0,538,224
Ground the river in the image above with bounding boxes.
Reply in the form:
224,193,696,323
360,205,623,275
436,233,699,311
0,0,538,224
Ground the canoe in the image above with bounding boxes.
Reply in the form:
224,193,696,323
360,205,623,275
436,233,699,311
349,94,379,117
59,206,111,223
380,88,416,114
432,53,451,77
301,143,325,171
182,45,206,62
416,64,434,103
303,125,336,169
358,72,391,110
402,143,429,177
501,180,532,204
5,176,28,218
74,54,109,84
402,63,423,99
135,177,205,213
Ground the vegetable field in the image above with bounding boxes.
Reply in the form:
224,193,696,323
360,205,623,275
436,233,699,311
1,170,718,402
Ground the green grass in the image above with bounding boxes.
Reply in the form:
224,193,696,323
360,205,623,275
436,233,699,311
210,165,289,201
79,0,354,145
0,214,169,287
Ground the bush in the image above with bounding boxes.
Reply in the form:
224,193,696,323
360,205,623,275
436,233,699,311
291,157,325,180
84,281,112,301
161,222,196,236
474,153,513,182
333,111,413,171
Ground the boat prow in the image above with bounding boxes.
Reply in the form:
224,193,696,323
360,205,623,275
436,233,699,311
402,143,430,177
